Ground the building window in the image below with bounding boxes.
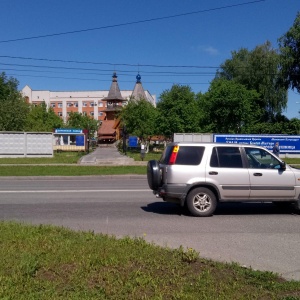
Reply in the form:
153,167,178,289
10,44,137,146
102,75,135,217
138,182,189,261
83,102,87,107
98,102,103,107
90,112,94,116
74,102,78,107
98,112,103,116
58,103,63,108
58,112,62,117
67,102,73,107
90,102,95,107
83,112,87,116
51,103,56,108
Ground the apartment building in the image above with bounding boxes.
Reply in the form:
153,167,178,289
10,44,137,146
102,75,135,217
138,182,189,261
22,73,156,142
21,73,156,123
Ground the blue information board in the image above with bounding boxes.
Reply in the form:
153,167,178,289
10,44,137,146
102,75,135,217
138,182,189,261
213,134,300,154
76,135,84,146
55,128,83,134
128,136,138,147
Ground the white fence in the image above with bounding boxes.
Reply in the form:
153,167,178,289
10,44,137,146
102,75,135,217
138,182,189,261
173,133,213,142
0,132,53,157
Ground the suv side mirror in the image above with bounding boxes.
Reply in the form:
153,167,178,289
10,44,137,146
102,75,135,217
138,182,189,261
280,161,286,170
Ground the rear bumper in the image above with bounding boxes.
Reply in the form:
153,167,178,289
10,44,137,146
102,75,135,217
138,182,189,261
157,183,187,197
155,184,188,206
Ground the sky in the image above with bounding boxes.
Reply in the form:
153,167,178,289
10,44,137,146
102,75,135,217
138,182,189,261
0,0,299,119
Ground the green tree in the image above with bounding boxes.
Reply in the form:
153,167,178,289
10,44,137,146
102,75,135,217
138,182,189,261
24,102,63,131
119,98,158,140
199,79,261,133
0,72,29,131
278,12,300,93
156,84,200,136
66,112,99,137
247,116,295,134
286,117,300,134
217,42,287,122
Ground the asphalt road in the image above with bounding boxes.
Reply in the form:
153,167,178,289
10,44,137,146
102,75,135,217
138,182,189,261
0,175,299,281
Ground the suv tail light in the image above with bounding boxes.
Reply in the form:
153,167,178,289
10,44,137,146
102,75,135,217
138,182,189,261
169,145,179,164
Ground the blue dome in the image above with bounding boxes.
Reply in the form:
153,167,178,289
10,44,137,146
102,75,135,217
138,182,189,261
136,74,141,83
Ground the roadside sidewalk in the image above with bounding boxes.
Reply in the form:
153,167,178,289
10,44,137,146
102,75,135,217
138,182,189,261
79,144,147,166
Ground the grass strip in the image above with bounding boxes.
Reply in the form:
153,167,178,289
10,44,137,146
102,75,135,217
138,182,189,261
0,221,299,299
0,165,146,176
0,151,84,164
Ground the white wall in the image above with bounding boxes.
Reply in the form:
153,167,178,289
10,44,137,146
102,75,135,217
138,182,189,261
0,132,53,157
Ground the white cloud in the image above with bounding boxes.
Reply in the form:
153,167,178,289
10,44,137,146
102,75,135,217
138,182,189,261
195,45,220,56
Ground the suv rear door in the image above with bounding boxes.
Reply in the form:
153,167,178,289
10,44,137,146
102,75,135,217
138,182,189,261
206,146,250,200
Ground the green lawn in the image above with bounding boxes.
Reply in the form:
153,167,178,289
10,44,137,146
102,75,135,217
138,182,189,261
1,221,299,299
0,151,85,165
1,151,300,298
0,165,146,176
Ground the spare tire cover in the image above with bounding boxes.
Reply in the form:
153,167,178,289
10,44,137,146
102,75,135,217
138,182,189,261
147,160,161,190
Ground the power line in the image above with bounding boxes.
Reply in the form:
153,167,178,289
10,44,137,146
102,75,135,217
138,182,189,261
5,73,210,85
0,55,220,69
1,58,282,76
0,62,217,75
1,53,285,78
2,67,216,77
0,0,266,44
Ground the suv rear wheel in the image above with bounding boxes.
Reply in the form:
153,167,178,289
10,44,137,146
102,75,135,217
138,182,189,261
186,187,217,217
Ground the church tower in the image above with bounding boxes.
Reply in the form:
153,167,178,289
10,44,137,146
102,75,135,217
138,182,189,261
131,73,147,100
102,72,126,120
98,72,126,143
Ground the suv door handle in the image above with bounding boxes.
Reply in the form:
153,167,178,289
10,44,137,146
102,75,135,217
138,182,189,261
209,171,218,175
253,173,263,176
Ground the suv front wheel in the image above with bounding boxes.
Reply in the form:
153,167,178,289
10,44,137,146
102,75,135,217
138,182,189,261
186,187,217,217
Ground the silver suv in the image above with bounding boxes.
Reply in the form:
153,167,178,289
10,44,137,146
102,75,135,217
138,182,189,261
147,142,300,217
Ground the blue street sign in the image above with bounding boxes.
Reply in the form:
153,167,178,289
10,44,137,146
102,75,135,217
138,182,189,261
213,134,300,154
128,136,138,147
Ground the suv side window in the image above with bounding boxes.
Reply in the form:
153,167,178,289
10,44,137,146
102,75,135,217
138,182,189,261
159,146,173,164
175,146,205,165
245,147,281,169
160,146,205,165
210,147,243,168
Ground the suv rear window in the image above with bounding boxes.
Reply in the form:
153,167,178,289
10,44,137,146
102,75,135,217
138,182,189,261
160,146,204,165
210,147,243,168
